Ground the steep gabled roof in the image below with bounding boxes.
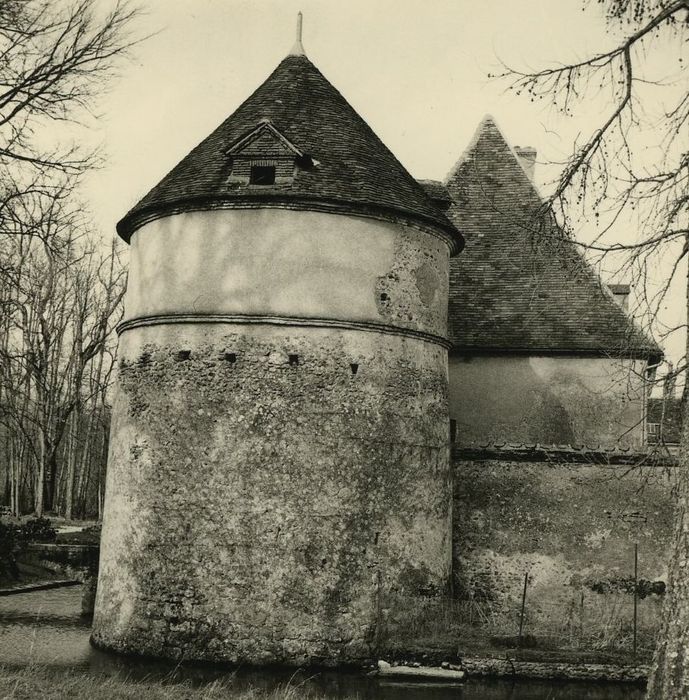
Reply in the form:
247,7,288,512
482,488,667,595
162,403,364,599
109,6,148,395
445,116,661,359
117,53,463,252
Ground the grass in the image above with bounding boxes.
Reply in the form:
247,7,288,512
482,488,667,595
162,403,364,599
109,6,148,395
381,592,658,665
0,665,339,700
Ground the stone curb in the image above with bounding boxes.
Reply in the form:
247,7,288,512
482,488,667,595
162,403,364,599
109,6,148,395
26,543,97,551
0,579,81,597
462,655,649,683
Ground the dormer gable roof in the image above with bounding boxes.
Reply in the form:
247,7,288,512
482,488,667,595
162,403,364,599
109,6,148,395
445,115,661,360
226,120,304,158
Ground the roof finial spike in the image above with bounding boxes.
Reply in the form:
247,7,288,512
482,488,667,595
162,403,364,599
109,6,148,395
289,11,306,56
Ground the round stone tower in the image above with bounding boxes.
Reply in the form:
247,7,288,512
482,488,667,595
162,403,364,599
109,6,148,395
92,30,463,665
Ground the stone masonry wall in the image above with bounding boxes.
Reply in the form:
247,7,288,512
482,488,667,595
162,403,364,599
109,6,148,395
92,323,451,666
453,451,677,651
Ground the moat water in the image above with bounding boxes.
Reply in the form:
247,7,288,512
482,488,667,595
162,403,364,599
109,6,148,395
0,586,644,699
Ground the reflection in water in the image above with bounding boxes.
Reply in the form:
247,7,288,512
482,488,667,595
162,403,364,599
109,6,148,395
0,586,87,621
0,586,645,700
0,624,92,666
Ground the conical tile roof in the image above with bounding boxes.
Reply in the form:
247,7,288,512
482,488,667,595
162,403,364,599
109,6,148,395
445,116,661,359
117,53,462,252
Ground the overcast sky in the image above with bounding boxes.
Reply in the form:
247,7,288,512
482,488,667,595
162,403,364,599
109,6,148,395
80,0,686,368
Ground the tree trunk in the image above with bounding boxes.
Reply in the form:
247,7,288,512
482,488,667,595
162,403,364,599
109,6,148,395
9,436,17,515
44,446,58,514
75,402,97,518
646,241,689,699
646,436,689,698
34,427,45,517
64,409,79,520
12,439,20,516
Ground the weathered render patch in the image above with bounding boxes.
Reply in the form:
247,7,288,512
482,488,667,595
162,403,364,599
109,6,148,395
375,228,448,334
92,324,452,665
453,456,675,646
448,355,648,447
125,209,450,340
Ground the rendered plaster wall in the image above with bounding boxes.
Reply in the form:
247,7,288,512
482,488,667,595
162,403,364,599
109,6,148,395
453,456,675,646
449,355,647,447
92,323,451,664
124,209,449,338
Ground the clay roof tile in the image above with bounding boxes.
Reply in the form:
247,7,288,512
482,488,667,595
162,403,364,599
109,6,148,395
445,116,661,359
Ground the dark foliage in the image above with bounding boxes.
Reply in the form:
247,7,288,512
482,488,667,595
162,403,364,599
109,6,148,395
0,521,20,579
19,517,57,543
587,575,666,598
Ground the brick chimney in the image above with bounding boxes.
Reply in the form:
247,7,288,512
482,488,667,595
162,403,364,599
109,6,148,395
514,146,537,182
608,283,630,311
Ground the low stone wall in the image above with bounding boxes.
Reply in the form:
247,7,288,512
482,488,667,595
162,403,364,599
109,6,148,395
453,447,677,656
462,656,648,683
22,543,99,581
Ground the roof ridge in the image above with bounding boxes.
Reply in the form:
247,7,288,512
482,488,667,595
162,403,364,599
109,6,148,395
445,114,542,199
443,115,494,186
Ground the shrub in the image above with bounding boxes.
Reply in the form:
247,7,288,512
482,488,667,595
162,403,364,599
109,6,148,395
20,517,57,543
0,521,21,580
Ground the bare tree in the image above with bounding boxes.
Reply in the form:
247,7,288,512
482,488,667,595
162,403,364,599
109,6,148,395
499,1,688,697
0,0,140,519
0,182,125,518
0,0,140,173
61,239,125,519
0,0,142,291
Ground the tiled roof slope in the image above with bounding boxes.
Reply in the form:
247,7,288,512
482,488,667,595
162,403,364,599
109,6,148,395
117,54,462,252
445,116,661,359
416,179,453,210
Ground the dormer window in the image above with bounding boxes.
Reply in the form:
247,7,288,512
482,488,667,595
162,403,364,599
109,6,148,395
226,120,311,187
250,164,276,186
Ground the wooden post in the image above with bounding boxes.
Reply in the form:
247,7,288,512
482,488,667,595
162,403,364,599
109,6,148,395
518,571,529,648
580,589,585,643
633,542,638,660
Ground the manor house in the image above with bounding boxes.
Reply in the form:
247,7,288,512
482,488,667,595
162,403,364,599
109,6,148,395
92,28,662,667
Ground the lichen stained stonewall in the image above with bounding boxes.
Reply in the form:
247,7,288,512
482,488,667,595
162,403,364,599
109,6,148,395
92,324,452,665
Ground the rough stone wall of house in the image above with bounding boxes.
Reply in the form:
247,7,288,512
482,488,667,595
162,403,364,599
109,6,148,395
92,209,453,665
449,355,647,447
453,452,675,648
